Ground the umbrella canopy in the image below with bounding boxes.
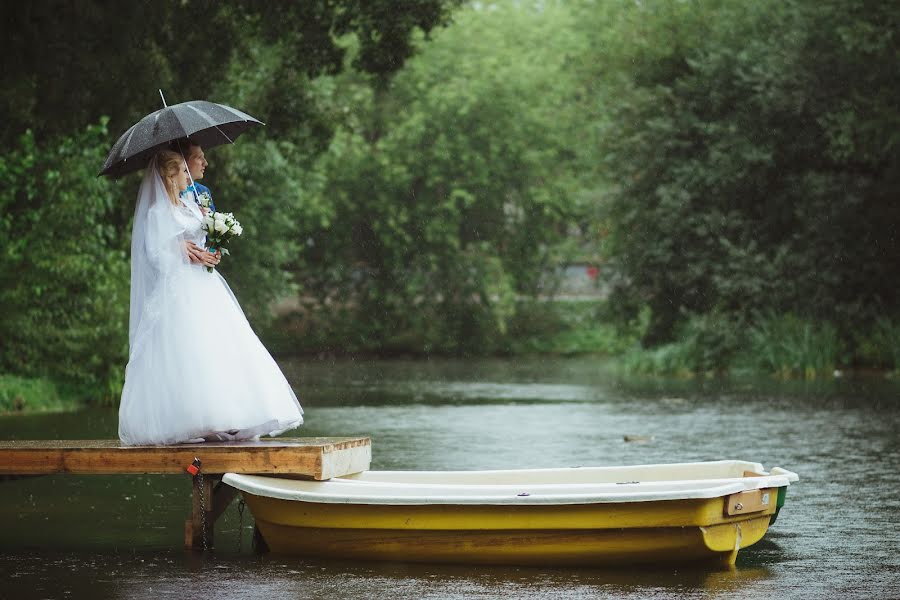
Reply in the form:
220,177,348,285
99,100,264,178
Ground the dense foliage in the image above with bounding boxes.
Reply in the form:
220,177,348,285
579,0,899,353
0,122,127,400
290,3,589,353
0,1,459,147
1,0,898,404
0,0,459,399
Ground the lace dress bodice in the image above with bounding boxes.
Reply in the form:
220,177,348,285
174,199,207,248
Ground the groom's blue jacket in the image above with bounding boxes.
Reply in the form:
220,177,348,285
188,182,216,211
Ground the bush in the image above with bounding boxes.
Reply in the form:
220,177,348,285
854,318,900,372
620,311,744,376
0,121,129,403
507,300,638,356
0,374,71,413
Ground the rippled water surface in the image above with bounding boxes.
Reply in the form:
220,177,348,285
2,358,899,599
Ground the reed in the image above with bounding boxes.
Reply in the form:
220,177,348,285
869,318,900,372
619,343,697,377
747,314,839,379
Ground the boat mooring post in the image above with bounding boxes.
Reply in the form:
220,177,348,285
184,467,240,550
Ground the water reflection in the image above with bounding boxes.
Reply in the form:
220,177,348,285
1,357,899,599
2,550,777,600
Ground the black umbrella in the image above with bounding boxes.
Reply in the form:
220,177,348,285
99,98,264,178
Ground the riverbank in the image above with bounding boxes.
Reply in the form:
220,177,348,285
4,300,896,415
0,374,83,415
265,299,900,378
263,298,642,358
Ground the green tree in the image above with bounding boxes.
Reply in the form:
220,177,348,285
0,1,460,395
293,1,589,353
0,1,459,147
577,0,900,345
0,121,129,400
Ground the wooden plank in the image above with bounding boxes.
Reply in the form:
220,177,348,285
0,437,371,479
321,439,373,480
724,488,774,516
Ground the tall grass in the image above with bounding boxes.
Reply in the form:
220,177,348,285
619,343,697,377
859,318,900,373
747,314,839,378
0,374,71,413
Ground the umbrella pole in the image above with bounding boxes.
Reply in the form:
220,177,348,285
158,91,202,193
159,90,229,191
182,154,198,196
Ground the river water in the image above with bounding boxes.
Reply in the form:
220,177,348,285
1,357,898,599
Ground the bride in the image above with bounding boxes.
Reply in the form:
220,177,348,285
118,150,303,445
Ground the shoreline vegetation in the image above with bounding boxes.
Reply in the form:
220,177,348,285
7,300,896,416
0,374,83,415
266,299,900,379
2,2,897,415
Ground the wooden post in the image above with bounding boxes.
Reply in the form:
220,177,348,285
185,474,217,550
184,476,241,550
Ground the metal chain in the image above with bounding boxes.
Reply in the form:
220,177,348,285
197,470,209,551
237,498,246,552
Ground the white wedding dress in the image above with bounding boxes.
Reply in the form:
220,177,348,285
118,158,303,445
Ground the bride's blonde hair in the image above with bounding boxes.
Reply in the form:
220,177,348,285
156,150,185,205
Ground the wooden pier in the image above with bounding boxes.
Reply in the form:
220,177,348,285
0,437,371,550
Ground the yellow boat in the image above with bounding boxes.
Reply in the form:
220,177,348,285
223,460,798,567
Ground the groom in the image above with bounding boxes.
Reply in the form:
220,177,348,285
171,138,220,268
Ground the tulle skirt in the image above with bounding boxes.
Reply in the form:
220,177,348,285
119,264,303,445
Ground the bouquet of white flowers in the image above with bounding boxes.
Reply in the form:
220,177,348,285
196,191,214,210
203,211,243,273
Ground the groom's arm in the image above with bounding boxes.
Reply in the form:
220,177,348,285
185,241,220,267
